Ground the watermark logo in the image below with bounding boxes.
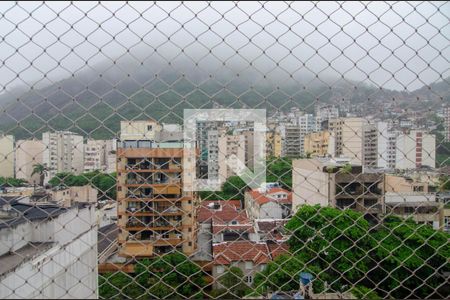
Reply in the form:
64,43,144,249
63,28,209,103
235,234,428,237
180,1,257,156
183,109,266,191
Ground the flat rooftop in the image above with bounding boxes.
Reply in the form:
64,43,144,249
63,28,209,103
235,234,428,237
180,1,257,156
0,242,54,277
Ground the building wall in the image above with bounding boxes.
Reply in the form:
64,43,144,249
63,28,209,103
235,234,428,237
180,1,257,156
0,135,15,178
218,133,246,181
292,159,330,212
304,131,330,157
15,139,45,183
119,120,161,141
395,131,435,169
260,202,283,219
42,132,84,180
52,185,98,207
0,205,97,299
341,118,366,165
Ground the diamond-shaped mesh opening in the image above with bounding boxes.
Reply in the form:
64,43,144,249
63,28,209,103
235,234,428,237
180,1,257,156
0,1,449,299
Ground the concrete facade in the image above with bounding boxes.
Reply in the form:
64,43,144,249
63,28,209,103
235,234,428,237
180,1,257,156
0,135,15,178
15,139,45,184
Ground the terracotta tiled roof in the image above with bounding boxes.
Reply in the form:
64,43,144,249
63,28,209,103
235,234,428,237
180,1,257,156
212,224,255,234
213,241,271,265
266,241,289,259
197,200,248,224
248,188,292,206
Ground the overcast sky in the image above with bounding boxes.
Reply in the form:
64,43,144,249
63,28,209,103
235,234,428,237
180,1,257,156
0,1,449,93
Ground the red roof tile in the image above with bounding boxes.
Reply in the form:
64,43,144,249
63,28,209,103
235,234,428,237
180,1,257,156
247,188,292,206
197,200,248,224
213,241,271,265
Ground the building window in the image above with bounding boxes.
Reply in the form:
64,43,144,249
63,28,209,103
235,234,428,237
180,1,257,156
245,275,253,284
147,125,153,131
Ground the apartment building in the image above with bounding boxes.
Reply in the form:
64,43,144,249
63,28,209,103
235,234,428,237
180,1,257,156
42,131,84,181
116,120,196,257
84,139,117,173
328,118,367,165
444,105,450,142
376,122,398,169
0,196,97,298
292,158,384,221
304,131,330,157
395,130,435,169
283,125,302,158
0,135,14,178
384,174,443,229
15,139,45,183
266,128,282,158
315,104,339,130
218,131,247,181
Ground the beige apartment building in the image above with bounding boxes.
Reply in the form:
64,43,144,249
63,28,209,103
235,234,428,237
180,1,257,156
84,139,117,173
15,139,45,184
328,118,366,165
292,158,384,220
51,185,98,207
117,120,196,258
42,131,84,181
218,131,247,181
0,135,14,178
384,174,443,229
304,131,330,157
266,129,282,158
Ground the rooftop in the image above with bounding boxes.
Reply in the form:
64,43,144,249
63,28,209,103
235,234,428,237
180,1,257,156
248,188,292,206
0,196,67,229
0,242,54,277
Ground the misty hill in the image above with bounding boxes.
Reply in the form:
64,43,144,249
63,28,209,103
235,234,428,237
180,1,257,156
0,55,448,140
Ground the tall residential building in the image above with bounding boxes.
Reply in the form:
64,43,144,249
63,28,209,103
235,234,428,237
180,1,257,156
444,106,450,142
207,130,220,180
117,120,196,257
363,122,378,168
376,122,398,169
304,131,330,157
266,128,282,158
395,130,435,169
298,113,317,154
0,196,97,298
42,131,84,181
84,139,117,173
15,139,45,184
329,118,367,165
218,131,247,181
292,158,384,221
0,135,14,178
283,125,302,158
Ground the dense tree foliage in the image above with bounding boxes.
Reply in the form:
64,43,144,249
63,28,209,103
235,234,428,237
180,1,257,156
266,156,293,189
49,170,116,200
209,266,251,298
254,205,450,299
0,177,28,187
99,253,207,299
199,175,248,201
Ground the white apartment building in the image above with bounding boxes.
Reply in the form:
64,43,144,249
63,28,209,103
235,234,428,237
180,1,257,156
84,139,116,173
444,105,450,142
0,197,97,299
207,130,220,180
15,139,46,184
376,122,398,169
0,135,14,178
315,104,339,130
298,114,317,155
395,130,435,169
42,131,84,181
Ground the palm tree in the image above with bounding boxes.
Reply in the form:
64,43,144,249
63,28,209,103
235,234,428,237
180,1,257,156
31,163,48,187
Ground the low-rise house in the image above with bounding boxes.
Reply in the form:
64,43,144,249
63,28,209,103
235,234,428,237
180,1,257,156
245,185,292,220
212,240,288,287
197,200,258,243
51,185,98,207
385,174,444,229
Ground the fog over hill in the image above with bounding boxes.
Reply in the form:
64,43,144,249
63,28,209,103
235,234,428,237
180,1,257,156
0,2,448,139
